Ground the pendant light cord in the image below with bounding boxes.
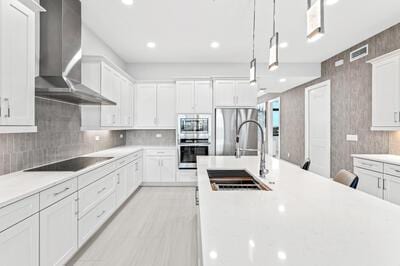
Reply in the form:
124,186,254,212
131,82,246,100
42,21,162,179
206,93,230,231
252,0,256,60
272,0,276,35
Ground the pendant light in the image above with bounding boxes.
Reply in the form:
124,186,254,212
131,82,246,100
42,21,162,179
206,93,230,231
268,0,279,71
306,0,324,42
249,0,257,86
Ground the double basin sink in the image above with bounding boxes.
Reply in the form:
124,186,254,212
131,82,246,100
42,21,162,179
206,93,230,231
207,170,271,191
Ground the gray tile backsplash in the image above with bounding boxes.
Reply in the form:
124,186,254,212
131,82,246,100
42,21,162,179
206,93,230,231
0,98,125,175
126,130,176,146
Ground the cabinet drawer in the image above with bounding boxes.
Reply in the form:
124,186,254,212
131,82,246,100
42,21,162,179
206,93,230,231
116,152,140,167
353,158,383,173
78,192,116,247
384,163,400,177
0,194,39,232
145,149,175,157
79,173,116,218
78,161,116,188
40,178,77,210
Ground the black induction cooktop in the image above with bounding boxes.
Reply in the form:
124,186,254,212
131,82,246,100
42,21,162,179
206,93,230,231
25,157,114,172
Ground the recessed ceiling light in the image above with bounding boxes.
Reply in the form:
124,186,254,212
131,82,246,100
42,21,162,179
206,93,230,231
147,42,156,48
279,78,287,83
121,0,134,6
326,0,339,6
210,41,220,49
279,42,289,48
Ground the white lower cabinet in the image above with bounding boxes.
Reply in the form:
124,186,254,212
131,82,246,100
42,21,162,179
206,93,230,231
354,167,383,198
79,192,116,247
144,150,176,183
39,193,78,266
353,157,400,205
383,174,400,205
0,214,39,266
115,168,128,206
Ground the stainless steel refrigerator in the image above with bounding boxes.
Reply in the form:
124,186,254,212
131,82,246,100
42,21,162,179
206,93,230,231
215,108,259,156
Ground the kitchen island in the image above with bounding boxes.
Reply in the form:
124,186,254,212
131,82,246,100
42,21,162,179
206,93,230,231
197,156,400,266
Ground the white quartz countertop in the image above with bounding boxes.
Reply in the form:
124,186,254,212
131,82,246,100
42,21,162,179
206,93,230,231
0,145,175,209
352,153,400,166
197,156,400,266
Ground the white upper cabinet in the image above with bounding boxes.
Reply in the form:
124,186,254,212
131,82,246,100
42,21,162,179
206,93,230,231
214,80,257,108
134,84,157,128
369,49,400,130
0,0,42,132
214,80,236,107
134,83,176,129
236,80,258,107
176,80,212,114
81,56,135,130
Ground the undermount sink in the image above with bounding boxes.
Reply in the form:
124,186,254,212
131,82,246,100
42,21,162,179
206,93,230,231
207,170,271,191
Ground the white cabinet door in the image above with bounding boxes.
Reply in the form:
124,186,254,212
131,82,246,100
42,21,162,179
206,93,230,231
115,168,127,206
176,81,195,113
101,64,117,126
0,0,35,126
371,57,400,127
383,174,400,205
0,214,39,266
236,80,257,107
40,193,78,266
136,158,143,187
195,81,213,113
126,162,136,196
157,84,176,128
120,79,133,127
160,157,176,182
144,157,161,182
354,167,383,199
214,80,236,107
135,84,157,128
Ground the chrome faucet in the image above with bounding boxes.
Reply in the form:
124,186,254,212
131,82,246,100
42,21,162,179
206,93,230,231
235,120,268,178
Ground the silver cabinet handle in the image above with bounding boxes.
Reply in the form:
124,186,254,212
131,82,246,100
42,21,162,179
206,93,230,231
378,178,381,189
97,187,107,194
135,162,138,171
53,187,70,196
195,186,199,206
395,112,398,123
117,173,120,184
74,198,79,215
4,98,10,118
383,179,387,191
97,210,106,218
0,97,2,117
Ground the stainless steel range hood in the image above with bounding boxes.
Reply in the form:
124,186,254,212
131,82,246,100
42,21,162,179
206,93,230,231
35,0,115,105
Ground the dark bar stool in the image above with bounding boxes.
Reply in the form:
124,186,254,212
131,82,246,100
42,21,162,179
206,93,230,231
300,158,311,171
333,169,359,189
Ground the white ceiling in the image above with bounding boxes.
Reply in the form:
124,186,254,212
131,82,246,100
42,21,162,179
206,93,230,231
82,0,400,64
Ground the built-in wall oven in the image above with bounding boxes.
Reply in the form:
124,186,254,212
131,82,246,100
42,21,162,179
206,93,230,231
177,114,211,169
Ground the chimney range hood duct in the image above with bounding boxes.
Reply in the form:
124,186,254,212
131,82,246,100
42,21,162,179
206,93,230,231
35,0,115,105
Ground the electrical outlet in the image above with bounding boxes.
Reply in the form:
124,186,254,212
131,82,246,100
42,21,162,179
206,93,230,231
95,136,100,141
287,153,290,158
120,134,124,139
335,59,344,67
346,134,358,142
156,133,162,138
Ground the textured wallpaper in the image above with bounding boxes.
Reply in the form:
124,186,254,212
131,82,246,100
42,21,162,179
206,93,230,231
268,23,400,177
0,98,125,175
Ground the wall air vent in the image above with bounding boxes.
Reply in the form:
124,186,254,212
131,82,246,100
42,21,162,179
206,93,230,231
350,44,368,62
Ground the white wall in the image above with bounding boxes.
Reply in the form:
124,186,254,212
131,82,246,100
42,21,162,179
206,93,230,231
82,24,127,71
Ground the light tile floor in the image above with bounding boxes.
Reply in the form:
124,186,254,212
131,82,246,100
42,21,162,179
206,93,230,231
67,187,198,266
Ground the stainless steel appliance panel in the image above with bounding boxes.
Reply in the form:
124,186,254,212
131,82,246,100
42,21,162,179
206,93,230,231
237,108,258,156
215,108,258,156
215,108,237,156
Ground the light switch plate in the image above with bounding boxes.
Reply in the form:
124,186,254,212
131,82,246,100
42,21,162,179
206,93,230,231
95,136,100,141
156,133,162,138
346,134,358,142
120,134,124,139
335,59,344,67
